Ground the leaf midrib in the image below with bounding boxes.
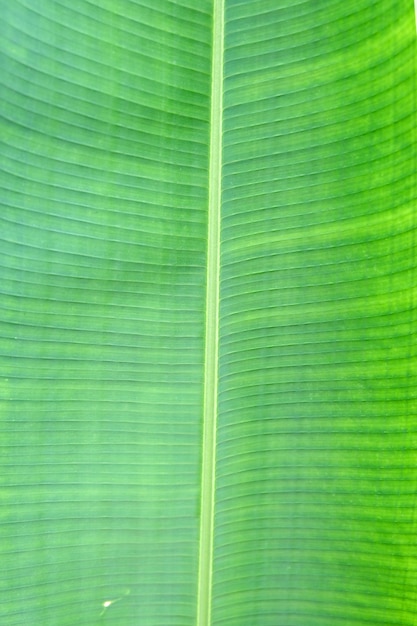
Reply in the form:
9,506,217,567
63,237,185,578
197,1,224,625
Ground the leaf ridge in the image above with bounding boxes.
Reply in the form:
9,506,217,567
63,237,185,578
197,0,224,625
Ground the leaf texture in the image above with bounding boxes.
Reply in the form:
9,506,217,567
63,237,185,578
214,2,417,625
1,1,416,625
1,2,212,624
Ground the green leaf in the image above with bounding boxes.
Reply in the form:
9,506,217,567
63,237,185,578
1,1,416,625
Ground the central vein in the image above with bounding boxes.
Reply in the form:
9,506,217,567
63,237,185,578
197,0,224,625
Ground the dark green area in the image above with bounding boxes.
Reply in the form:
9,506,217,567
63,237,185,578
215,1,416,625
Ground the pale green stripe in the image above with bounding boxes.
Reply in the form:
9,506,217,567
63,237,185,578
197,0,224,624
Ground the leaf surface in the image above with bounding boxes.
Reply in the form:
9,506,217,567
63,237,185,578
0,1,416,625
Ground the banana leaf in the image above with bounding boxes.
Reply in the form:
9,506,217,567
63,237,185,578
1,1,416,625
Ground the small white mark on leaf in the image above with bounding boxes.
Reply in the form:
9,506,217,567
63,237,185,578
99,589,131,616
